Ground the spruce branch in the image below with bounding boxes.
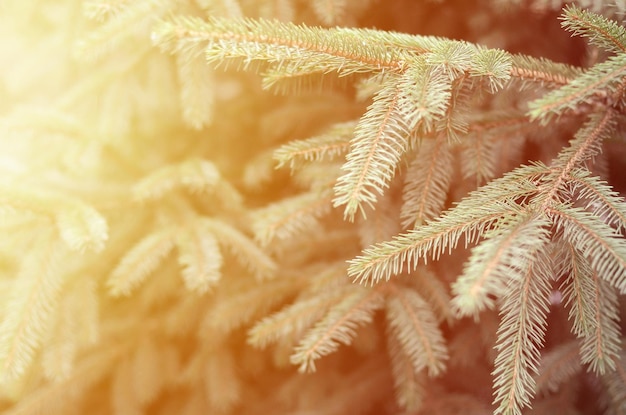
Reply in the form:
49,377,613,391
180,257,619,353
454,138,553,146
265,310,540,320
462,113,533,182
492,249,553,415
204,218,277,281
534,340,582,396
349,204,514,284
528,56,626,122
0,184,109,253
547,205,626,293
470,48,512,93
290,286,384,372
55,204,108,253
385,284,448,377
551,110,616,175
332,74,412,220
247,282,353,348
560,243,599,338
175,223,223,293
107,227,177,296
273,121,355,170
565,168,626,234
600,347,626,413
205,276,302,333
535,110,617,210
154,16,410,76
176,47,216,129
438,75,472,141
561,5,626,55
132,158,232,201
2,342,128,415
41,279,99,382
397,63,453,133
509,54,581,88
451,214,551,318
151,14,598,223
401,137,453,228
460,130,498,183
387,333,425,412
426,40,475,81
251,189,334,246
333,62,455,220
0,235,66,383
404,269,454,324
579,272,621,375
348,164,545,284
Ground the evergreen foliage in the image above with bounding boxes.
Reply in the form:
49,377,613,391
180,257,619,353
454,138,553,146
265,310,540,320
1,1,626,415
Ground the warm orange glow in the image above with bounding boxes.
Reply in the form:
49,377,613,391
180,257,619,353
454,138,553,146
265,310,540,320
0,1,622,415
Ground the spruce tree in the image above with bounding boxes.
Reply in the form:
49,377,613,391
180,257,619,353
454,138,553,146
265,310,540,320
0,1,625,414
